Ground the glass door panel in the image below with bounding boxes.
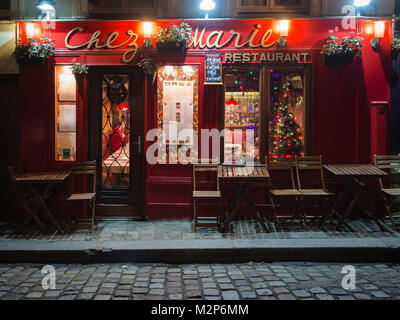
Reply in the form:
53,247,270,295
101,74,131,191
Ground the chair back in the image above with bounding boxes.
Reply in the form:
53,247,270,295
70,161,97,194
193,159,220,192
8,165,20,192
295,155,326,190
374,155,400,190
265,156,296,189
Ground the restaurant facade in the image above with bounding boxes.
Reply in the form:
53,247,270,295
15,17,392,220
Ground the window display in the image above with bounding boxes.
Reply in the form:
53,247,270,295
157,65,199,163
55,66,76,161
268,69,305,158
224,67,261,162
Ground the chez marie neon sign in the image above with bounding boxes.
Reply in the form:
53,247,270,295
65,24,310,64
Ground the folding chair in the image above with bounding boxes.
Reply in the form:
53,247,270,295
265,156,302,228
295,155,334,229
192,160,222,232
65,161,97,231
374,155,400,231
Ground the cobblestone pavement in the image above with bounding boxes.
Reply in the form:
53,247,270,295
0,262,400,300
0,219,398,242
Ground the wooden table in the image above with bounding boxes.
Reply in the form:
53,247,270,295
16,171,71,234
324,164,389,231
218,165,270,233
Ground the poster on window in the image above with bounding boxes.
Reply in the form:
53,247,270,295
58,74,76,102
58,104,76,132
162,81,194,145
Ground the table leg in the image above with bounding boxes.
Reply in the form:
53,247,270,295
222,182,248,233
243,182,270,233
16,184,45,232
27,183,64,234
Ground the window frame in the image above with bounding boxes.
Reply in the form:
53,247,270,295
219,64,312,164
88,0,157,16
237,0,310,14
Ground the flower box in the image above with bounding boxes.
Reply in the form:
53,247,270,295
322,53,355,65
16,56,47,65
156,41,187,54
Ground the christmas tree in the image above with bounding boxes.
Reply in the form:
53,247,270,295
270,78,304,158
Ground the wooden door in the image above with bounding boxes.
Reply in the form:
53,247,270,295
88,66,144,217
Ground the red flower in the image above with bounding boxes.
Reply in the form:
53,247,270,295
117,103,129,110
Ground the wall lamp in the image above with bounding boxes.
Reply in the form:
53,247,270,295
36,0,56,20
143,22,153,49
277,20,289,48
200,0,216,19
371,21,385,50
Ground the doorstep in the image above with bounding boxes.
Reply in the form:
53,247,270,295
0,220,399,264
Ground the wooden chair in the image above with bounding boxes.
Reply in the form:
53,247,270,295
295,155,334,229
374,155,400,231
192,160,222,232
265,157,302,227
65,161,97,231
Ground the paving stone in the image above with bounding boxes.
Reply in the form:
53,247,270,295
371,291,390,298
115,290,131,297
94,295,111,300
329,288,348,295
25,292,44,299
269,281,286,287
292,290,311,298
256,289,273,296
186,291,202,298
77,293,95,300
316,294,335,300
149,289,165,295
241,291,257,299
278,294,296,300
221,290,240,300
203,289,219,296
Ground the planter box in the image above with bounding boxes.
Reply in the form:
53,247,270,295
392,50,400,61
322,53,355,65
156,41,187,54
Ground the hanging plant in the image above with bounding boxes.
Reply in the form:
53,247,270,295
137,57,159,86
321,30,364,65
14,37,55,64
70,62,89,75
392,37,400,60
155,22,193,53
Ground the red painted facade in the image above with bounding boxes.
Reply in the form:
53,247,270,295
16,18,392,220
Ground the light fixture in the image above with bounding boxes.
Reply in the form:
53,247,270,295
200,0,216,19
143,22,153,49
353,0,371,7
36,0,55,11
143,22,152,38
365,25,373,35
277,20,289,48
371,21,385,50
26,23,35,39
226,98,238,106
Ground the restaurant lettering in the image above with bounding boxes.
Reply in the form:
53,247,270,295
224,52,310,63
64,24,309,64
65,27,139,63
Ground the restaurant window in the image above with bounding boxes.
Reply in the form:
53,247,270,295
55,66,77,162
157,65,199,163
237,0,310,13
223,66,262,163
268,68,306,158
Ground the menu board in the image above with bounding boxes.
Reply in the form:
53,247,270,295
205,51,223,85
162,80,194,145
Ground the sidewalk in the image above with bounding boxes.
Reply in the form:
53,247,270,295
0,219,399,264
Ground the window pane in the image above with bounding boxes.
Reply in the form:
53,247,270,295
157,66,199,163
101,74,130,188
224,67,261,163
268,69,305,158
89,0,122,8
0,0,10,10
274,0,302,6
240,0,267,6
127,0,154,7
55,66,76,162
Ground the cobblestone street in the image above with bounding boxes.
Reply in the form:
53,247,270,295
0,262,400,300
